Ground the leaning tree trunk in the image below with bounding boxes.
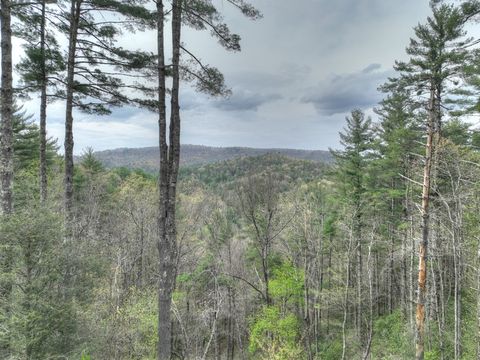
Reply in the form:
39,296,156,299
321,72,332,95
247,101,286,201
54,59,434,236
64,0,81,219
39,0,48,203
415,84,436,360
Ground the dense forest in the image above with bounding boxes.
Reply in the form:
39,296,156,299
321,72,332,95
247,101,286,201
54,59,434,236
3,0,480,359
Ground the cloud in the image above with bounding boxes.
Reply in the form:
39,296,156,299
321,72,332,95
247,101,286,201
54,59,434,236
301,64,393,116
362,63,382,73
212,89,282,112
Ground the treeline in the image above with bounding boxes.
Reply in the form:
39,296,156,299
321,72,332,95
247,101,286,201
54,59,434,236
3,0,480,360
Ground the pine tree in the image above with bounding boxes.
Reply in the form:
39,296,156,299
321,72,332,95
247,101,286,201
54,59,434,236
154,1,260,358
60,0,155,219
14,0,65,203
389,3,474,358
373,90,422,316
331,109,374,354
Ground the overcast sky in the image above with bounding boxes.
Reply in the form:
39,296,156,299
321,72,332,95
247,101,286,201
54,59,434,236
18,0,435,154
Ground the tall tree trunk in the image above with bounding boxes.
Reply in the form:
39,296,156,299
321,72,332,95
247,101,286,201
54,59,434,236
355,210,363,345
64,0,82,219
453,226,461,360
476,220,480,360
226,240,235,360
39,0,48,203
1,0,13,215
157,0,182,358
415,85,436,360
341,263,350,360
362,235,374,360
157,0,170,358
341,232,353,360
0,0,13,355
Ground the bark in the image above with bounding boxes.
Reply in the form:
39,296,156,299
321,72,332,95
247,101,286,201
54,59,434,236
157,0,170,357
1,0,13,215
262,243,271,305
477,227,480,360
157,0,182,359
341,233,353,360
362,235,374,360
0,0,13,355
453,225,461,360
226,240,235,360
388,194,395,314
39,0,48,203
355,210,364,345
415,85,436,360
64,0,82,218
341,263,350,360
431,254,444,360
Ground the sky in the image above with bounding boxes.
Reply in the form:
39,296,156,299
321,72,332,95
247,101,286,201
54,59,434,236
17,0,436,154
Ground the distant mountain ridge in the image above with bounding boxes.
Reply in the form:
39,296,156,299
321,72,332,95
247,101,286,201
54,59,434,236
90,144,333,173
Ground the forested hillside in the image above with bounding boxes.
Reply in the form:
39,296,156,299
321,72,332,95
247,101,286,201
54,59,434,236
89,145,333,172
3,0,480,360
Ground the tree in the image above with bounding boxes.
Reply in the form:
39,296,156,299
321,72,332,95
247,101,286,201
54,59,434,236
155,1,260,358
237,173,288,306
0,0,14,354
61,0,155,219
389,3,474,357
12,106,58,172
331,109,374,353
1,0,13,216
374,90,422,318
0,209,74,359
14,0,65,203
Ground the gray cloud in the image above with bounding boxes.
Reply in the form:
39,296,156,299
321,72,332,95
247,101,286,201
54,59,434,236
362,63,382,73
212,89,282,112
301,64,393,116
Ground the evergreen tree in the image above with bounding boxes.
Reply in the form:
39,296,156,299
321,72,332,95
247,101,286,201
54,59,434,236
331,109,374,354
154,1,260,358
12,107,58,172
373,90,422,316
59,0,155,219
14,0,65,203
388,3,474,357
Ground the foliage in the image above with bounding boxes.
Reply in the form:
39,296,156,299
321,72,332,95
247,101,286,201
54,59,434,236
0,208,78,359
249,305,304,360
371,310,413,359
269,261,304,305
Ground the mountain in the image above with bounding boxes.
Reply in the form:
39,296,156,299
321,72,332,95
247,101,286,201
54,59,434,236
89,144,333,173
179,152,329,190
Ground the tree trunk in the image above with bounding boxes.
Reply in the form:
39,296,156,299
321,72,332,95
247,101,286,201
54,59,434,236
39,0,48,203
157,1,182,358
64,0,82,219
355,210,363,345
341,263,350,360
0,0,13,355
415,85,436,360
157,0,170,358
1,0,13,215
453,226,461,360
262,244,271,305
342,232,353,360
476,224,480,360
